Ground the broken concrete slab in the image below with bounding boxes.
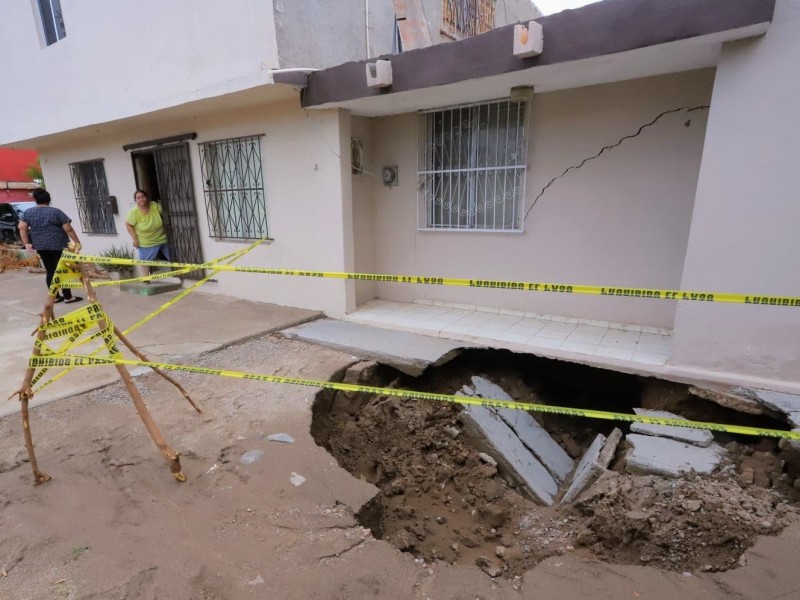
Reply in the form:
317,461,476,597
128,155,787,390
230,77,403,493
343,360,379,384
740,388,800,428
689,384,769,416
458,400,558,506
470,376,511,403
560,428,622,505
281,319,476,376
625,434,727,477
630,408,714,447
561,433,605,505
467,377,574,482
598,428,623,467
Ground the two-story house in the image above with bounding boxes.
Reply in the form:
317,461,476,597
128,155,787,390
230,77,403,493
1,0,798,395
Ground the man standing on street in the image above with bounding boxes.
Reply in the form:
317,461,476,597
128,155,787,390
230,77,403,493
18,188,84,304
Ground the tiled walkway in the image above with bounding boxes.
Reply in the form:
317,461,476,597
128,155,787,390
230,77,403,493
345,299,672,367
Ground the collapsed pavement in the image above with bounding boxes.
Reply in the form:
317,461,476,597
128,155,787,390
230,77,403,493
311,348,800,577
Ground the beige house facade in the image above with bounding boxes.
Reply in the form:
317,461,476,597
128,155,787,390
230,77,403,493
1,0,797,394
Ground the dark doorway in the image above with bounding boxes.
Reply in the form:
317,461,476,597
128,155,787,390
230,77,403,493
131,143,204,279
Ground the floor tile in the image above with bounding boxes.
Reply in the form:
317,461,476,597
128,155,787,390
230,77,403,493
494,331,533,344
637,333,672,353
559,340,600,355
526,336,565,349
565,325,608,345
349,300,673,369
537,322,578,339
594,345,636,360
632,351,669,365
509,318,548,336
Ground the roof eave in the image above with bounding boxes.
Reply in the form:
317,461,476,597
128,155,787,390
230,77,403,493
302,0,776,111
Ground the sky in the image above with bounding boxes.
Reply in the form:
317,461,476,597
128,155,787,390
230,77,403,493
534,0,601,16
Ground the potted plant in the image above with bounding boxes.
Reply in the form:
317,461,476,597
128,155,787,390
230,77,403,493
98,244,135,280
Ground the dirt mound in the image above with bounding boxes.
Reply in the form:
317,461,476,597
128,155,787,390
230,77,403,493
0,244,40,273
569,470,794,572
312,350,800,579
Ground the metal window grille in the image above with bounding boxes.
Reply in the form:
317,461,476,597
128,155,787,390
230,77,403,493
441,0,495,40
37,0,66,46
418,99,528,232
198,135,268,240
69,159,116,235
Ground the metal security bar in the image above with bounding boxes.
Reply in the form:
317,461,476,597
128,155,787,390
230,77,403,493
198,135,268,240
153,143,205,279
37,0,66,45
441,0,495,40
69,160,116,235
418,100,528,232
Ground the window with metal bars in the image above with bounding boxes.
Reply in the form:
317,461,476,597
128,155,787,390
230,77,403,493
418,99,528,232
69,159,116,235
37,0,66,46
441,0,495,40
198,135,268,240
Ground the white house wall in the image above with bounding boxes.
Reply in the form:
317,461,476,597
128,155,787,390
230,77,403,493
352,116,377,305
38,100,354,317
359,69,714,328
670,0,800,386
0,0,279,145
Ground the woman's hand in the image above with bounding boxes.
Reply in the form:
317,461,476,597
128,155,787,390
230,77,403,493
132,238,139,249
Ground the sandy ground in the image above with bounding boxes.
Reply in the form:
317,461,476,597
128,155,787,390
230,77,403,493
0,268,319,417
2,334,800,599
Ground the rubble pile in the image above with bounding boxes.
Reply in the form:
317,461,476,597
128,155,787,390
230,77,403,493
312,352,800,578
0,244,40,273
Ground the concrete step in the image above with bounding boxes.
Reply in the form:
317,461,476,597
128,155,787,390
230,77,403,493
120,280,182,296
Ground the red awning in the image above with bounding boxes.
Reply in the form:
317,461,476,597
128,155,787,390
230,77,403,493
0,148,38,182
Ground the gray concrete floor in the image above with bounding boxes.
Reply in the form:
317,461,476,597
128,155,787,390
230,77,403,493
0,269,320,417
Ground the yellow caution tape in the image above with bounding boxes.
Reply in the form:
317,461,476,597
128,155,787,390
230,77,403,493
27,353,800,441
119,238,270,333
63,266,196,288
28,240,797,443
31,239,268,392
62,252,800,307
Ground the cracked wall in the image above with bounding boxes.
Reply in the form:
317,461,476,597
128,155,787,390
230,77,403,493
359,69,715,329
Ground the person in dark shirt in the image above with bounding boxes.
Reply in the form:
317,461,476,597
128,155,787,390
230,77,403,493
18,188,83,304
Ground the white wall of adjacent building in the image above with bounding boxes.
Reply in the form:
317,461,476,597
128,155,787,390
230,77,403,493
0,0,281,145
37,98,354,317
670,0,800,387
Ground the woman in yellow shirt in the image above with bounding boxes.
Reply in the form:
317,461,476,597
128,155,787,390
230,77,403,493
125,190,171,277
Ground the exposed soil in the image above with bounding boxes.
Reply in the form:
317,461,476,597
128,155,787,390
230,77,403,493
311,349,800,579
3,326,800,598
0,244,40,273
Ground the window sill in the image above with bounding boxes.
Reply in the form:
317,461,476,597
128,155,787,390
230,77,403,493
210,237,274,244
417,228,524,234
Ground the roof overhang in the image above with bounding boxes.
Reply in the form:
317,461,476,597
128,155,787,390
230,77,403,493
302,0,775,116
2,77,302,150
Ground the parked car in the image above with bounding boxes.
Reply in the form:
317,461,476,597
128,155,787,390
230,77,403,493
0,201,35,244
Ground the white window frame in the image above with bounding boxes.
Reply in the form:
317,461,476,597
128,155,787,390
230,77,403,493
36,0,66,46
417,99,528,232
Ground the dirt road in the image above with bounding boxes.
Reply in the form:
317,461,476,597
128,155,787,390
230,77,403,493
1,334,799,599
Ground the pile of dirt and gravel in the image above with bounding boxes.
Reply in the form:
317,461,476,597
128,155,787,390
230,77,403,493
0,244,41,273
311,349,800,579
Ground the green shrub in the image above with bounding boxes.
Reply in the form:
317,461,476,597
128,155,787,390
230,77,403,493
98,244,135,272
